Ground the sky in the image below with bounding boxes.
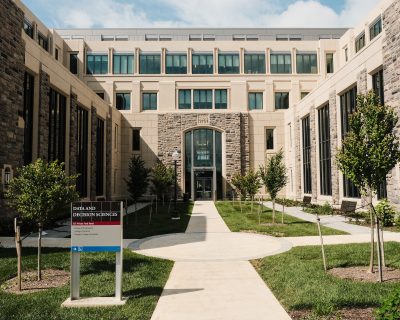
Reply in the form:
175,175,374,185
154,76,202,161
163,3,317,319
22,0,378,29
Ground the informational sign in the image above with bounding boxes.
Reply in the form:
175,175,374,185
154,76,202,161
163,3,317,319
71,201,122,252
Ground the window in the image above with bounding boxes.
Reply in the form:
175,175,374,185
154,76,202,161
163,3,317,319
244,54,265,74
179,90,191,109
275,92,289,110
48,89,66,163
215,89,228,109
86,54,108,74
96,92,105,99
326,53,334,74
192,53,213,74
23,19,33,38
318,104,332,196
340,86,360,198
194,90,212,109
270,53,291,74
166,54,187,74
132,129,141,151
96,118,105,196
55,48,59,61
142,92,157,110
77,106,88,197
301,92,309,99
249,92,263,110
355,33,365,53
23,73,34,165
70,53,78,74
266,129,274,150
113,54,134,74
115,92,131,110
218,53,240,74
38,32,48,51
139,54,161,74
296,53,318,74
370,18,382,40
345,48,348,62
302,116,312,194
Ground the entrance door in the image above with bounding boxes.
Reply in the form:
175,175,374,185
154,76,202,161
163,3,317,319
194,171,213,200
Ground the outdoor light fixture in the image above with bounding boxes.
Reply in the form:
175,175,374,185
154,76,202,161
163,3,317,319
172,150,180,220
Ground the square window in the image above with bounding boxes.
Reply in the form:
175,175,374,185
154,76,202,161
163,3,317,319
142,92,157,110
275,92,289,110
115,92,131,110
249,92,263,110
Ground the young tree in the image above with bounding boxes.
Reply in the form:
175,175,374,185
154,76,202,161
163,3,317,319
151,160,174,205
259,150,288,224
6,159,79,281
336,91,400,281
243,169,262,213
231,172,246,213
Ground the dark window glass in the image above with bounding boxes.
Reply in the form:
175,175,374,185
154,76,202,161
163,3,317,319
218,53,240,74
86,54,108,74
244,54,265,74
115,93,131,110
23,19,33,38
266,129,274,150
132,129,141,151
215,89,228,109
296,53,318,74
355,33,365,53
270,53,291,74
192,54,213,74
194,90,212,109
142,92,157,110
370,18,382,40
275,92,289,110
113,54,134,74
326,53,334,73
166,54,187,74
318,104,332,195
302,116,312,194
139,54,161,74
179,90,191,109
249,92,263,110
23,72,34,165
301,92,309,99
193,129,213,167
55,48,59,61
38,32,48,51
96,118,104,196
77,106,88,197
70,53,78,74
96,92,105,99
48,89,66,163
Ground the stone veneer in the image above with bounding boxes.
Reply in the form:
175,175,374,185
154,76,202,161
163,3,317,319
90,106,97,200
294,116,302,200
383,0,400,205
69,93,78,176
158,113,249,197
309,105,318,201
329,91,340,204
38,69,50,161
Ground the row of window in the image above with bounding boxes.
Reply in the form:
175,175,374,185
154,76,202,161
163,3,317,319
23,19,49,51
84,52,325,75
354,17,382,54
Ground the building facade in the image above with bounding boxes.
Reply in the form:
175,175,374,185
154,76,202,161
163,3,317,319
0,0,399,216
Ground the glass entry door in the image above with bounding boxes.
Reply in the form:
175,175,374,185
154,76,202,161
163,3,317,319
194,171,213,200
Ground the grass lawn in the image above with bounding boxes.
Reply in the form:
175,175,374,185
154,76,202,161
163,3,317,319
123,201,193,239
0,247,173,320
253,242,400,318
215,201,346,237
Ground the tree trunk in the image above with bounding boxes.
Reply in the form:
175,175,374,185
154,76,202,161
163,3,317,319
369,193,375,273
37,223,42,281
251,197,254,214
257,196,261,225
239,196,243,214
272,199,276,224
380,223,386,268
282,204,285,224
375,215,383,282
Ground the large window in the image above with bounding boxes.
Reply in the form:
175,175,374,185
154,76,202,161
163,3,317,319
244,54,265,74
302,116,312,194
275,92,289,110
132,129,141,151
38,32,48,51
96,118,105,196
215,89,228,109
249,92,263,110
370,18,382,40
86,54,108,74
318,104,332,196
270,53,291,74
142,92,157,110
266,129,274,150
77,106,88,197
23,73,34,165
70,53,78,74
297,53,318,74
179,89,227,110
166,54,187,74
179,90,191,109
48,89,66,163
340,86,361,198
194,90,212,109
326,53,334,74
23,19,33,38
218,53,240,74
139,54,161,74
192,53,213,74
355,33,365,53
115,92,131,110
113,54,134,74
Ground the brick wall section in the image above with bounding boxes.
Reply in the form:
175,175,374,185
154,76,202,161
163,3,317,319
383,0,400,205
294,116,302,200
240,114,250,173
329,91,340,204
69,93,78,176
38,69,50,161
357,68,368,94
90,106,97,200
106,111,113,200
0,0,25,217
309,106,318,201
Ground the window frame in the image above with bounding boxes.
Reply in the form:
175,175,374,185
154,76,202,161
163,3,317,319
139,53,161,74
166,53,187,74
86,53,108,75
218,53,240,74
113,53,134,74
369,17,382,41
244,53,266,74
318,103,332,196
115,92,131,111
192,53,214,74
274,92,289,110
265,128,274,150
296,53,318,74
355,33,366,53
302,115,312,194
270,53,292,74
69,53,78,74
326,52,334,74
132,128,141,151
248,92,263,110
142,92,158,111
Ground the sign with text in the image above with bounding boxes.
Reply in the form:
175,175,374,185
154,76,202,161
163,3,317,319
71,201,122,253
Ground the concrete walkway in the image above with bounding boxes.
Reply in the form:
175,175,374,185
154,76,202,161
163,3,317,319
132,201,292,320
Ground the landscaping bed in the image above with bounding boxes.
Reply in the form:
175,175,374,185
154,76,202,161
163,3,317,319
215,201,346,237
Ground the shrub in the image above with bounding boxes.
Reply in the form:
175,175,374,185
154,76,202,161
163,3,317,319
375,199,396,227
375,288,400,320
317,202,333,215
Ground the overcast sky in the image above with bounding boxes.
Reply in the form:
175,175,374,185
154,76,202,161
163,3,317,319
22,0,378,28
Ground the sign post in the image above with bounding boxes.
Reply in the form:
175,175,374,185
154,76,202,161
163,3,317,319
62,201,126,307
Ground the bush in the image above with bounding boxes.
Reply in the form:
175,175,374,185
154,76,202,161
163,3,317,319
316,202,333,215
275,198,302,207
375,288,400,320
375,199,396,227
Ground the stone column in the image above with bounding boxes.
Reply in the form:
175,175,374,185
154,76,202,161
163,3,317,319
90,107,97,200
294,116,302,200
240,113,250,174
69,93,78,176
309,105,318,201
106,110,113,200
329,91,340,204
37,69,50,161
357,68,368,94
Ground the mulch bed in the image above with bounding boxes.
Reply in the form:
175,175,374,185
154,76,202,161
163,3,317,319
1,269,69,294
329,266,400,283
290,308,375,320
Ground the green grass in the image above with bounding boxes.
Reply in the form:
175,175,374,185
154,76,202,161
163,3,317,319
215,201,347,237
253,242,400,317
0,247,173,320
123,201,193,239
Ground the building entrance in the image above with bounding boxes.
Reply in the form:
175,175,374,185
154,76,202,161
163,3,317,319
194,171,213,200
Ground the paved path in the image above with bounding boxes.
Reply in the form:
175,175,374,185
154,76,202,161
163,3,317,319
130,201,292,320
